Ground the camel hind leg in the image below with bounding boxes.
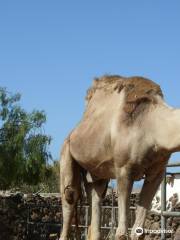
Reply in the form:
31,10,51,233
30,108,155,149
60,139,81,240
86,179,108,240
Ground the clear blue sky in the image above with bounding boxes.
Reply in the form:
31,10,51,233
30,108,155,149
0,1,180,164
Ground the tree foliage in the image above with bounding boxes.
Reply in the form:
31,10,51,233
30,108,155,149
41,160,60,193
0,87,52,189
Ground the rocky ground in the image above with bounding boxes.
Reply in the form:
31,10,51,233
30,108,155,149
0,192,179,240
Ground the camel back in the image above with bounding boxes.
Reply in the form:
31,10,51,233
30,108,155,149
86,75,163,122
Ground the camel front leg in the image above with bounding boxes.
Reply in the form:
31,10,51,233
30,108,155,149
131,169,165,240
116,167,133,240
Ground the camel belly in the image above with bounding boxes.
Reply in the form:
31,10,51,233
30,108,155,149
83,158,116,179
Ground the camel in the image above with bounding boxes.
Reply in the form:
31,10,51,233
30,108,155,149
60,75,180,240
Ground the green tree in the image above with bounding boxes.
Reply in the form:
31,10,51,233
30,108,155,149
0,87,52,189
43,160,60,192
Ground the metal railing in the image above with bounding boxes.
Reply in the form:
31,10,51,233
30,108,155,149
161,162,180,240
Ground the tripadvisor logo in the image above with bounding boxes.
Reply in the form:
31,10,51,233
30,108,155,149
135,227,143,236
135,227,174,236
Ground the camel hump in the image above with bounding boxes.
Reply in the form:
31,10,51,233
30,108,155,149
124,76,163,102
122,77,163,119
85,75,164,123
85,75,123,103
86,75,163,103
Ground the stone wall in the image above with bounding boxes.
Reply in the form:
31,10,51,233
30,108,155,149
0,193,179,240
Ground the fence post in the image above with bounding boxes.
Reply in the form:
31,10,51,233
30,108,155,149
111,180,115,239
161,171,166,240
85,206,89,239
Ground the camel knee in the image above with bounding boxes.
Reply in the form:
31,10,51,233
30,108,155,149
64,185,79,205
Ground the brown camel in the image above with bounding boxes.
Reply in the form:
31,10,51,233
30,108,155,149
60,75,179,240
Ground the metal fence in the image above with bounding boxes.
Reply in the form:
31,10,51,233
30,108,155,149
27,204,136,240
27,162,180,240
26,188,137,239
160,162,180,240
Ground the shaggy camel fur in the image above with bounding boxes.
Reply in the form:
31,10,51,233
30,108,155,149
60,75,180,240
